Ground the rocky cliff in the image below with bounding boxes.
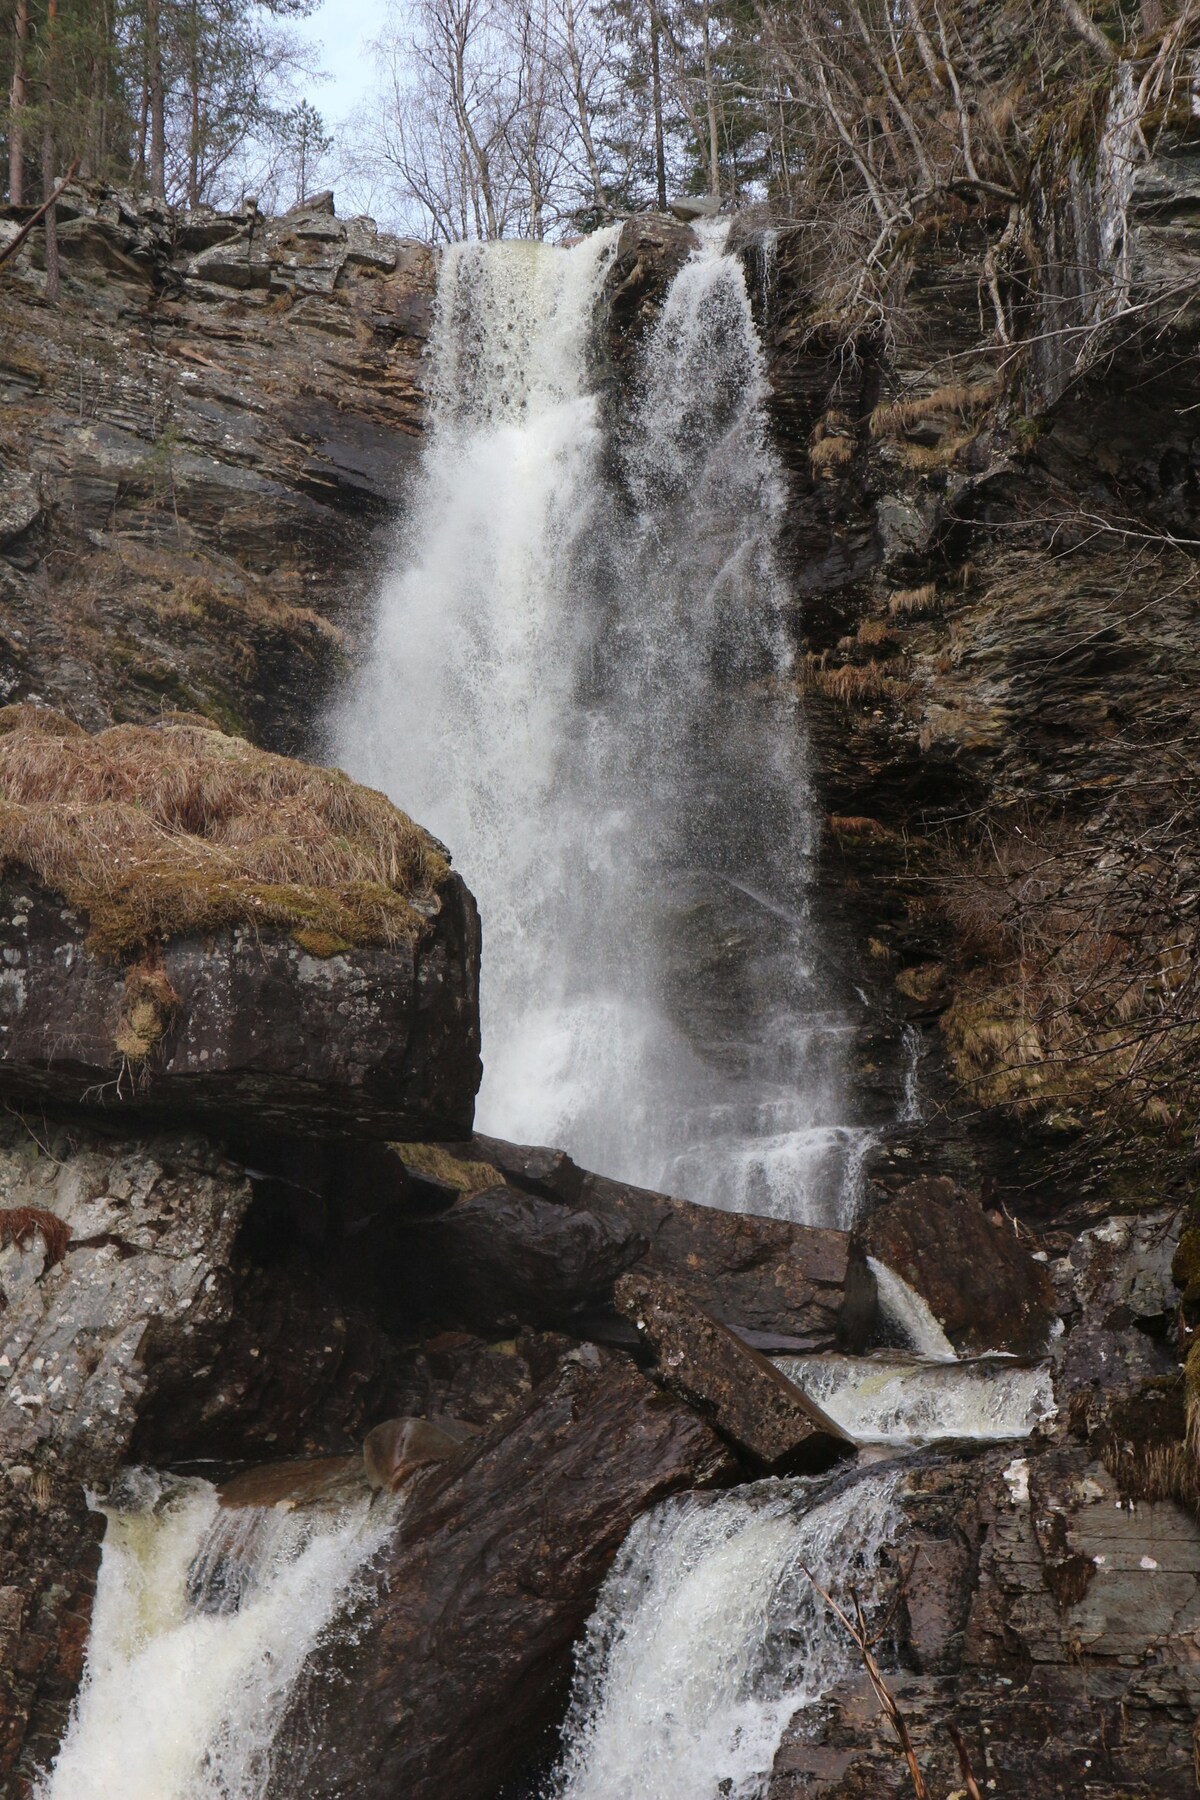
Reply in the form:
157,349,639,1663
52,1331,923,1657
2,152,1200,1800
0,184,433,748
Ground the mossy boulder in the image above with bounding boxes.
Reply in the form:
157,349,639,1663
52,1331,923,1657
0,710,481,1137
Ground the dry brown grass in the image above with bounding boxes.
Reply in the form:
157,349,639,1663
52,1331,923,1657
870,377,1001,439
0,708,448,958
0,1204,71,1267
810,660,911,708
888,583,939,617
809,433,855,471
856,616,895,647
938,807,1200,1141
896,434,976,471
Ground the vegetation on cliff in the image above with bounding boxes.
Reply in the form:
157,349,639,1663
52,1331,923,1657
0,704,449,959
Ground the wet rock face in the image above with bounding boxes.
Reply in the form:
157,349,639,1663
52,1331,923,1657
752,132,1200,1214
614,1270,854,1473
0,872,481,1140
400,1186,645,1330
851,1176,1055,1357
271,1345,737,1800
0,1115,253,1793
463,1137,859,1344
768,1447,1200,1799
0,185,435,749
597,212,697,377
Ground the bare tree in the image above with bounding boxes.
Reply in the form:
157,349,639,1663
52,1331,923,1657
8,0,28,204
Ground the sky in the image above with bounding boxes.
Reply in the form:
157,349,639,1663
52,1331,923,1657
291,0,388,131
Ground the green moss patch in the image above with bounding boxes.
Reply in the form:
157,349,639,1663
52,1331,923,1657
396,1142,503,1196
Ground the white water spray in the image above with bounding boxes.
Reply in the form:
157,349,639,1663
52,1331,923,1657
335,224,866,1222
776,1352,1056,1445
867,1256,958,1360
549,1467,902,1800
38,1471,393,1800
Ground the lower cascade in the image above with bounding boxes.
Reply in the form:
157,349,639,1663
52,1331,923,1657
38,1474,394,1800
549,1469,903,1800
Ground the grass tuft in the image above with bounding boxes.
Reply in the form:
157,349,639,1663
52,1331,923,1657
888,583,940,617
0,711,449,958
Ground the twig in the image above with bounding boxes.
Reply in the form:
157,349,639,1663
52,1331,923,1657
800,1563,930,1800
0,160,81,273
948,1723,986,1800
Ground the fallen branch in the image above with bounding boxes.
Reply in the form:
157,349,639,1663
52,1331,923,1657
0,160,81,274
801,1563,986,1800
948,1722,985,1800
801,1563,929,1799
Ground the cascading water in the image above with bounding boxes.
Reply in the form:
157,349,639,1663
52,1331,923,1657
548,1467,903,1800
867,1256,959,1360
777,1352,1056,1445
38,1471,393,1800
333,223,868,1225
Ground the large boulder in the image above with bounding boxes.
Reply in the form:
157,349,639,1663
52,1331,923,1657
0,710,481,1138
464,1135,860,1345
399,1186,646,1330
851,1176,1055,1357
614,1271,854,1472
270,1344,736,1800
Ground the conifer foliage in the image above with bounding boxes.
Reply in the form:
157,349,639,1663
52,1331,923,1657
1,0,327,212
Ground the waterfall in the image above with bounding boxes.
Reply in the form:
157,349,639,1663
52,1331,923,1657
37,1471,393,1800
334,223,867,1224
867,1256,958,1360
548,1467,902,1800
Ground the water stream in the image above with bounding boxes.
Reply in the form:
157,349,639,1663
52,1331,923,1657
333,223,868,1224
549,1467,903,1800
37,1472,393,1800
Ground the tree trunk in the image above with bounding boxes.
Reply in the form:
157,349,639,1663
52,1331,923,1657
650,1,666,211
41,0,59,301
562,0,605,215
189,0,201,207
8,0,28,205
148,0,166,198
700,0,720,197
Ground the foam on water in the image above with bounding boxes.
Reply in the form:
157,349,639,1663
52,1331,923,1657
549,1468,902,1800
37,1471,394,1800
333,223,864,1224
777,1353,1056,1445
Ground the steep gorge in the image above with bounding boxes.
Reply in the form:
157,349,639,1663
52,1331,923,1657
1,101,1200,1800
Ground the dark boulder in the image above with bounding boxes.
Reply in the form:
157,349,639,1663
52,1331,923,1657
419,1135,863,1344
615,1270,855,1472
270,1344,736,1800
402,1186,646,1331
0,876,480,1139
0,715,481,1140
598,213,698,373
851,1176,1055,1357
